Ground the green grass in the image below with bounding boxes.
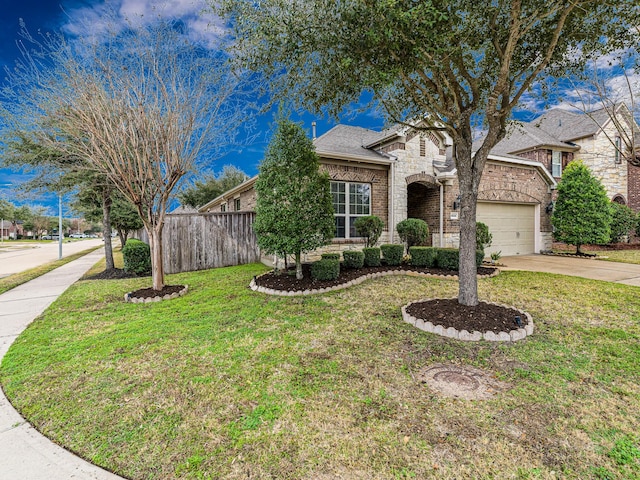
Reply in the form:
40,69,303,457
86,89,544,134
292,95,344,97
1,265,639,479
592,250,640,265
0,245,103,295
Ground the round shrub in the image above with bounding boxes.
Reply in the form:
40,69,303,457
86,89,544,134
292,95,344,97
343,250,365,269
311,258,340,281
321,253,341,261
354,215,384,248
362,247,381,267
380,244,404,266
396,218,429,250
409,246,437,267
122,239,151,275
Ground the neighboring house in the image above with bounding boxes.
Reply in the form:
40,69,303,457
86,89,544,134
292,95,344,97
0,220,24,240
492,104,640,210
199,121,556,258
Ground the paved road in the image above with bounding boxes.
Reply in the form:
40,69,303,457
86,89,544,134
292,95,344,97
0,247,124,480
0,239,105,278
501,254,640,286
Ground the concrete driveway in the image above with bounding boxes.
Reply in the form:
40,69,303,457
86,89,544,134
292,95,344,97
500,254,640,286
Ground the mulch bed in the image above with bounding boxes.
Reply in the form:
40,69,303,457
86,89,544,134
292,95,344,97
126,284,185,300
254,263,497,292
405,298,527,334
85,268,139,280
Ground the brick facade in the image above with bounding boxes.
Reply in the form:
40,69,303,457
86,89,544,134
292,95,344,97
629,163,640,211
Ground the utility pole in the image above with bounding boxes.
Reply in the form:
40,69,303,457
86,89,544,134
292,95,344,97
58,194,63,260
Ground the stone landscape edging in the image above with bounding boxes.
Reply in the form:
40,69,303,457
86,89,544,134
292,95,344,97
401,297,534,342
124,285,189,303
249,268,500,297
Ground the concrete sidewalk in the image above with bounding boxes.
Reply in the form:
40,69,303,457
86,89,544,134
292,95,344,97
501,254,640,286
0,248,124,480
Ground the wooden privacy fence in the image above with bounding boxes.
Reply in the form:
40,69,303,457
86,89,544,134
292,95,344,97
137,212,260,274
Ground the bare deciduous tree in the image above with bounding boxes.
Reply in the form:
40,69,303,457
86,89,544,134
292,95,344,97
2,18,249,290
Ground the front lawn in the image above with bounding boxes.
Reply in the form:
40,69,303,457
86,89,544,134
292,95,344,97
593,250,640,265
1,264,639,479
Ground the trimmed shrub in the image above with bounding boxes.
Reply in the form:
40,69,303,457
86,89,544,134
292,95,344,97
343,250,365,269
354,215,384,248
311,258,340,281
409,246,437,267
435,248,459,270
433,247,485,270
476,222,492,254
321,253,341,261
610,202,636,243
396,218,429,251
362,247,381,267
380,243,404,266
122,239,151,275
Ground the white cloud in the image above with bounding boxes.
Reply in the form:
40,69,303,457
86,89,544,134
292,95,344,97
62,0,225,47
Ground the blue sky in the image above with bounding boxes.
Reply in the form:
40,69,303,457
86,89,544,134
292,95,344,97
0,0,386,212
0,0,637,213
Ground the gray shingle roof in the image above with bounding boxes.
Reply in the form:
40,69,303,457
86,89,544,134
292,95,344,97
478,120,576,156
313,124,390,161
533,108,611,141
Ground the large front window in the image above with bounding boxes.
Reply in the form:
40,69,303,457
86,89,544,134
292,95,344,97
331,181,371,238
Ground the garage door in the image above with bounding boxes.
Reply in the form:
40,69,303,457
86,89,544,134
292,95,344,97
476,203,536,256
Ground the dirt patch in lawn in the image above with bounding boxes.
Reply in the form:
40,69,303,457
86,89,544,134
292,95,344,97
419,364,511,400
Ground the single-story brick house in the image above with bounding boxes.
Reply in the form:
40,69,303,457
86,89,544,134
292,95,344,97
198,122,556,258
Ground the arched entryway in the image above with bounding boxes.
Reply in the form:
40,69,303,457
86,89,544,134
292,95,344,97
612,194,627,205
406,173,441,246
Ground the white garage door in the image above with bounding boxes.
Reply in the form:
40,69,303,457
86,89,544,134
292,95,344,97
476,203,536,256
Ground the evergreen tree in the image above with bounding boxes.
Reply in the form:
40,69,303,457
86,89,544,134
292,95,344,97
179,165,248,208
552,161,611,254
254,118,335,280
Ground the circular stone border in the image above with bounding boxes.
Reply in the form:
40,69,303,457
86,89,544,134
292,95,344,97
124,285,189,304
401,297,533,342
249,268,500,297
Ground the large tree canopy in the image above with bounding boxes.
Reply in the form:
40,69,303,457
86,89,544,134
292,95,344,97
219,0,638,305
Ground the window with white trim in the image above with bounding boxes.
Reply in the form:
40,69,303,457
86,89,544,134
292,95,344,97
552,150,562,177
331,181,371,238
234,198,241,211
220,204,226,212
615,136,622,164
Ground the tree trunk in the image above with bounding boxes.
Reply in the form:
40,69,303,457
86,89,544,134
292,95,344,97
148,225,165,291
457,178,479,307
454,139,482,307
118,229,128,249
101,191,115,270
295,252,303,280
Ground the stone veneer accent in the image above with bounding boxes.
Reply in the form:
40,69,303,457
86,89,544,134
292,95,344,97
401,297,534,342
249,268,500,296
